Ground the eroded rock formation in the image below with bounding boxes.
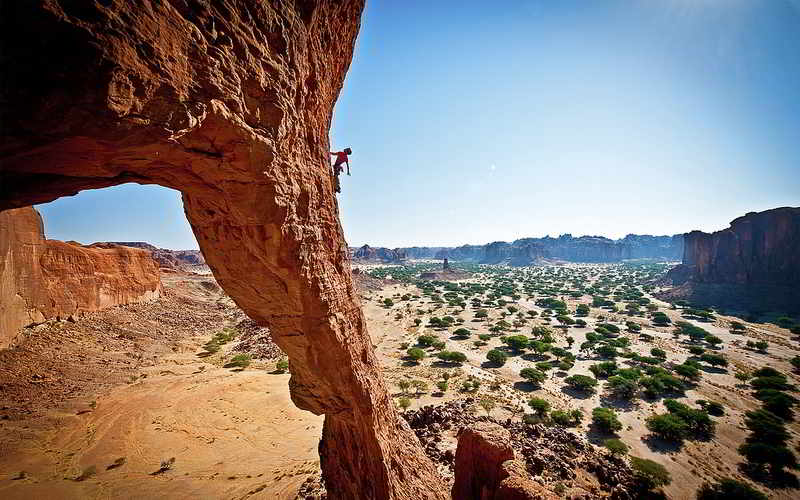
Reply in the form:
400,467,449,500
0,207,162,348
662,207,800,313
351,244,407,263
670,207,800,286
110,241,206,270
452,422,550,500
0,1,442,498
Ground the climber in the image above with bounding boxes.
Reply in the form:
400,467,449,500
330,147,352,193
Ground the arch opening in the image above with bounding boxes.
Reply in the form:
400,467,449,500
0,1,443,498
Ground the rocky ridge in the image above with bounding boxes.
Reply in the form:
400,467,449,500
0,207,163,349
109,241,206,271
354,234,683,265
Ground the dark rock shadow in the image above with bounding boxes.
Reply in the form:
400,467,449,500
560,386,594,400
481,361,503,369
513,381,541,393
599,394,638,412
642,434,683,453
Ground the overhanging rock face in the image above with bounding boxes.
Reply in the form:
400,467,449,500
0,1,443,498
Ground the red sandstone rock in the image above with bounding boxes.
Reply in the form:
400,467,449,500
0,2,442,498
0,207,163,347
663,207,800,313
452,422,551,500
673,207,800,286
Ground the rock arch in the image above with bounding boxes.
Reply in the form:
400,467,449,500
0,1,443,498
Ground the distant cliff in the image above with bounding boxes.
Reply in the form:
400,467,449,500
109,242,205,270
352,233,682,265
668,207,800,286
0,207,163,348
351,244,407,263
662,207,800,314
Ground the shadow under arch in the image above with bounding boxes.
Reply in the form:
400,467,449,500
0,1,443,498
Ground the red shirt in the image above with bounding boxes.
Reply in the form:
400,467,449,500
333,151,349,166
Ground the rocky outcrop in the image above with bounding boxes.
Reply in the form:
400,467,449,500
110,242,206,270
0,207,163,348
452,422,550,500
669,207,800,286
662,207,800,314
0,2,442,498
404,400,638,499
352,244,406,263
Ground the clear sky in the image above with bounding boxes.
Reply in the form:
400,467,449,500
38,0,800,249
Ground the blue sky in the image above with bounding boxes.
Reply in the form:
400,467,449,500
38,0,800,249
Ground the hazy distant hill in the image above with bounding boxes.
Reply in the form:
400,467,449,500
350,233,683,265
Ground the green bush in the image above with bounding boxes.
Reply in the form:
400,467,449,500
696,478,767,500
436,350,467,364
486,349,507,366
550,409,582,427
630,456,672,490
504,335,529,352
565,374,598,392
592,407,622,433
646,413,688,441
589,361,617,378
407,347,425,362
417,334,437,347
528,397,550,416
226,354,251,368
700,353,728,367
603,438,629,456
520,368,546,386
607,375,638,399
275,358,289,373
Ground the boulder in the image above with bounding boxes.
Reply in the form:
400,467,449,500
452,422,552,500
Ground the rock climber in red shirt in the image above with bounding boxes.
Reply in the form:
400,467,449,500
330,147,352,193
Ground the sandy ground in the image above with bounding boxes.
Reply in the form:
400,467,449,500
362,265,800,500
2,264,798,499
0,273,322,500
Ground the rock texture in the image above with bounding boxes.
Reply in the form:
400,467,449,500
670,207,800,286
404,400,638,499
110,241,206,270
0,207,162,348
452,422,549,500
662,207,800,314
0,1,442,498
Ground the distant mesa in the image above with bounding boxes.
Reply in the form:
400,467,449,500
0,207,163,348
351,244,407,263
660,206,800,314
109,242,206,271
350,233,682,266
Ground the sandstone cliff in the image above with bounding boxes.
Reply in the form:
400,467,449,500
663,207,800,314
110,241,206,270
0,2,444,498
671,207,800,286
0,207,163,348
